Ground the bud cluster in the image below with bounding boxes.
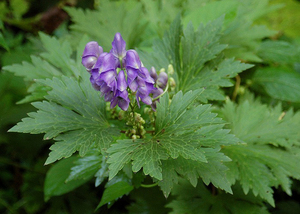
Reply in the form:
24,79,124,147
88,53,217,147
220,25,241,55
125,112,146,139
82,33,162,111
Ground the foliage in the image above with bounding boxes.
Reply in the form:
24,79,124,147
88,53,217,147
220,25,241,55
1,0,300,213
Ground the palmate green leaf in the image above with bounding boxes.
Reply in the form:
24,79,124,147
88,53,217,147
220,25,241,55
219,94,300,205
107,90,237,195
167,180,269,214
252,66,300,103
65,1,146,51
221,93,300,147
2,34,89,103
139,16,252,102
182,0,279,62
9,75,119,164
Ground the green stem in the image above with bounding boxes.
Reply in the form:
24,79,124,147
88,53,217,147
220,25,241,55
140,183,158,188
152,84,169,101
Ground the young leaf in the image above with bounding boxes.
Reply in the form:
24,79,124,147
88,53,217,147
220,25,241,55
9,75,119,164
96,181,134,209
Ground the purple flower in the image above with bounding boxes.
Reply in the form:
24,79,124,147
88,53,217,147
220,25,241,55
83,33,165,111
135,76,155,107
91,53,117,89
82,41,103,72
126,50,154,91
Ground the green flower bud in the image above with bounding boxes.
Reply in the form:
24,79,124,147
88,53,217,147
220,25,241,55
167,64,174,75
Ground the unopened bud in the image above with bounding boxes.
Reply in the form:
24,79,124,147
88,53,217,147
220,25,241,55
132,135,137,139
159,68,165,74
150,67,158,81
167,64,174,75
169,77,176,90
157,71,168,90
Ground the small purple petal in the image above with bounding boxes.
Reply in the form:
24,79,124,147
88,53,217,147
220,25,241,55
90,75,100,91
141,96,152,105
151,88,164,98
110,97,118,109
82,56,98,71
125,50,141,69
126,67,138,81
118,99,129,111
100,70,117,86
129,78,139,92
117,70,127,92
104,91,114,102
140,67,155,84
99,53,117,73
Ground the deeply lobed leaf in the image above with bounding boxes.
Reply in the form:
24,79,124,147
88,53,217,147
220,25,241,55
9,76,119,164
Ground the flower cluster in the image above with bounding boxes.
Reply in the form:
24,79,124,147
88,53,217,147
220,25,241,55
82,33,168,111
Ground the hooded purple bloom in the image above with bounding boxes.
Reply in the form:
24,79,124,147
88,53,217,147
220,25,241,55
82,41,103,72
111,33,126,59
126,50,154,91
110,33,127,68
135,76,155,107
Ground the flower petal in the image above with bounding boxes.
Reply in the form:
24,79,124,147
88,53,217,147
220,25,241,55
111,32,126,59
117,70,127,91
125,50,141,69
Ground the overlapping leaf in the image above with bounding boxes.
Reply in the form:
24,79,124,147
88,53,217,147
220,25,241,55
182,0,279,62
139,16,252,102
219,93,300,205
65,1,146,51
9,75,119,164
167,181,269,214
107,90,238,195
3,33,90,103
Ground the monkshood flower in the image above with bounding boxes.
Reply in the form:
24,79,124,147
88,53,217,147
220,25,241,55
82,41,103,72
125,50,155,106
82,32,165,111
110,32,126,68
